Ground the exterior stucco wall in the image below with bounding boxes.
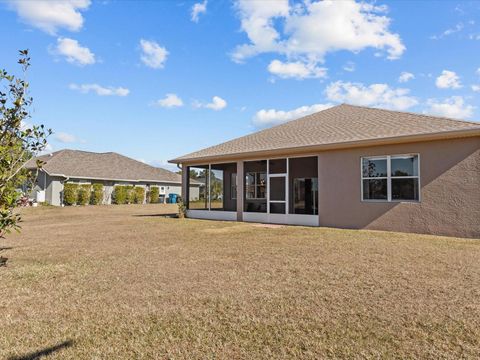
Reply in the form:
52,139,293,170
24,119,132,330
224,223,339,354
45,176,64,206
318,137,480,238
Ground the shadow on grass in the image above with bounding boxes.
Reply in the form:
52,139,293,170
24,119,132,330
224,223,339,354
132,213,178,218
8,340,74,360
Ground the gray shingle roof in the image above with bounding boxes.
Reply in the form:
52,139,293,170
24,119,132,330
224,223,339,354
171,104,480,163
26,150,182,183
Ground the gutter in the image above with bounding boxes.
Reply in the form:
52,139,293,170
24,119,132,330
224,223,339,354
45,174,183,185
168,127,480,165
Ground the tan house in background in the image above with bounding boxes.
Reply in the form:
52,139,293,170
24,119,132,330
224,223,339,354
26,150,199,206
170,104,480,238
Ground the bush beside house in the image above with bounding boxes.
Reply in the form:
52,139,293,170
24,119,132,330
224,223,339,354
134,187,145,204
150,186,159,203
77,185,91,205
125,185,134,204
69,184,149,206
63,184,78,205
91,184,104,205
112,186,127,204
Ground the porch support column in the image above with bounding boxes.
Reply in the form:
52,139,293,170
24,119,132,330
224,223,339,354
181,163,188,210
236,160,244,221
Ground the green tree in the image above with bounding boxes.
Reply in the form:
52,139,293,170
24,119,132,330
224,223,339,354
0,50,51,237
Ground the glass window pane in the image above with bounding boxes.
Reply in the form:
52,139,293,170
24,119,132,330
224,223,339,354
269,158,286,174
270,202,286,214
363,179,387,200
362,158,387,177
245,173,255,186
257,172,267,186
392,178,419,201
391,156,418,177
293,178,318,215
257,185,266,199
245,185,255,199
210,169,224,209
270,177,286,201
188,166,209,209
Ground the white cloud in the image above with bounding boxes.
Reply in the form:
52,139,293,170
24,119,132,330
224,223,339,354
267,59,327,79
398,71,414,83
69,83,130,96
153,93,184,108
435,70,462,89
53,37,95,66
232,0,405,74
471,85,480,92
191,0,207,22
253,103,333,127
476,68,480,76
54,132,78,143
325,81,418,111
8,0,91,35
425,96,474,119
193,96,227,111
343,61,355,72
139,39,168,69
431,22,464,40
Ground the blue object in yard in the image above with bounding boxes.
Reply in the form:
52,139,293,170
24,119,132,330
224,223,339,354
169,193,178,204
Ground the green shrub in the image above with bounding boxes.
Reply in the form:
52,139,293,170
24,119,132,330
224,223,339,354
91,183,104,205
133,187,145,204
150,186,159,203
112,186,127,204
125,185,134,204
77,184,91,205
63,183,78,206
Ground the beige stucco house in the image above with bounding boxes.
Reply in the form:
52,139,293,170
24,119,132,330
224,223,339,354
170,104,480,238
26,150,199,206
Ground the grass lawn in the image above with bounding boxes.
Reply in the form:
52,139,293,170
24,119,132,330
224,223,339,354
1,205,479,359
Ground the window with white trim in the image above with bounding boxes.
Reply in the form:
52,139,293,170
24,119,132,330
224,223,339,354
362,154,419,201
245,172,266,199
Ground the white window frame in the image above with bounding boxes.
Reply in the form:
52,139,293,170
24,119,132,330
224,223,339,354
245,171,266,200
361,153,420,203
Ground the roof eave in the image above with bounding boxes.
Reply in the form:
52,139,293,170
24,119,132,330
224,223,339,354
45,174,182,184
169,128,480,165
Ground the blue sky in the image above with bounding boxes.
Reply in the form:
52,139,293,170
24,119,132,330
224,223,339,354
1,0,480,170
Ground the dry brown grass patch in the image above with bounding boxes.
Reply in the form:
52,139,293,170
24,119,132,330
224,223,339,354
0,205,479,359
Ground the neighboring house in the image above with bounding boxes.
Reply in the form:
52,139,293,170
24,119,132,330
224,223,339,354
25,149,199,206
170,104,480,238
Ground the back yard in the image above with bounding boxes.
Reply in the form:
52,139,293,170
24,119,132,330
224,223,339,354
0,205,479,359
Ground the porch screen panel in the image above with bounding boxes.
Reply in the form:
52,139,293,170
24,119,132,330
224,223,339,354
210,169,224,210
210,162,237,211
289,157,318,215
244,160,267,213
188,166,209,210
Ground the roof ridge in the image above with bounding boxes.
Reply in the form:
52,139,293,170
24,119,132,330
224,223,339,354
341,103,480,126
